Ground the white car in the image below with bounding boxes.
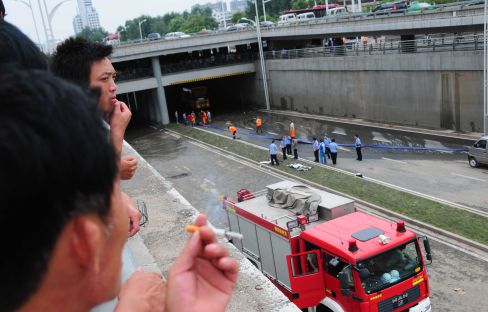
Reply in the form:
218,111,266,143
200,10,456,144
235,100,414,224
164,32,190,40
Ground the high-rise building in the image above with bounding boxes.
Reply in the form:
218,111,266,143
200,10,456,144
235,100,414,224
72,0,101,34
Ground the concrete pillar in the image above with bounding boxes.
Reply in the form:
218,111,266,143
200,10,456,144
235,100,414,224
151,56,170,125
152,89,162,123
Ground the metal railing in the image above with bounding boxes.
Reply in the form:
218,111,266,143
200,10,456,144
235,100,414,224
264,34,484,60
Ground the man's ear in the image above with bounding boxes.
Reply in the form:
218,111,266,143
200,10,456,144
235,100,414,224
70,215,105,274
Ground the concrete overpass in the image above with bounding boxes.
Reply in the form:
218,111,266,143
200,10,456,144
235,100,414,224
112,4,485,130
112,4,485,62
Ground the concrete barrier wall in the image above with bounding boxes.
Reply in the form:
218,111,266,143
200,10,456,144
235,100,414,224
263,51,483,132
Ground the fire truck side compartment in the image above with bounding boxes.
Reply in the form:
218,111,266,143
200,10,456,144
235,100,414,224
227,181,356,291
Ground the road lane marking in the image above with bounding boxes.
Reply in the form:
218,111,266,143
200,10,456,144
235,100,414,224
267,131,278,135
338,146,351,152
150,126,157,130
332,127,346,136
245,127,254,130
167,132,180,139
204,178,216,186
451,173,486,182
381,157,408,164
372,131,392,144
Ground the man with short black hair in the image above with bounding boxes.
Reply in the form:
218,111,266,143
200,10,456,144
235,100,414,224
51,37,137,181
51,37,140,236
0,68,238,312
0,68,127,311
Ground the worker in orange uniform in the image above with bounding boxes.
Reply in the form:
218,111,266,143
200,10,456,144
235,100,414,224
202,110,207,125
290,120,296,139
256,116,263,134
228,124,237,140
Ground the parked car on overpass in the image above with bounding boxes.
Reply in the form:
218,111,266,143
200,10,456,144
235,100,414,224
147,32,161,41
226,23,251,31
407,1,436,13
259,21,275,28
369,1,407,15
164,32,190,40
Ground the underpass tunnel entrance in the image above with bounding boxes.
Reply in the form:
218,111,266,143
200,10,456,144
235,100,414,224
164,73,256,122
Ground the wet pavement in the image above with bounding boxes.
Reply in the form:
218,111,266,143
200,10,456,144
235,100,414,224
127,128,488,311
182,111,488,212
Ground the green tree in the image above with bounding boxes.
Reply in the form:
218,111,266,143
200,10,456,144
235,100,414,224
291,0,315,9
231,12,245,24
77,27,108,42
167,16,185,32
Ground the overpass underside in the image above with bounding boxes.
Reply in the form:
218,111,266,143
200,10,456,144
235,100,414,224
117,63,257,127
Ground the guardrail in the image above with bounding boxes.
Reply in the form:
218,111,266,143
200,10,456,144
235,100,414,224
111,1,484,48
264,34,484,59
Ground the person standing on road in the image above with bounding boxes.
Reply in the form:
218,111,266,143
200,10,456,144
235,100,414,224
354,134,362,161
324,135,332,159
228,124,237,140
280,136,287,160
319,139,327,164
312,137,320,162
256,116,263,134
191,111,196,127
202,110,207,125
329,138,338,165
182,112,187,125
207,110,211,123
292,138,299,159
175,110,179,123
290,121,296,139
269,140,279,166
286,135,292,155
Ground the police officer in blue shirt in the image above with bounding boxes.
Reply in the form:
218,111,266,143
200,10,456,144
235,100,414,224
354,134,362,161
269,140,279,166
329,138,338,165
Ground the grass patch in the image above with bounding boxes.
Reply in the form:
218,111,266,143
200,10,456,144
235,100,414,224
167,124,488,246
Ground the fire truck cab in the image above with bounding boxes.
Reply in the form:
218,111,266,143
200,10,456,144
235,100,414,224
225,181,432,312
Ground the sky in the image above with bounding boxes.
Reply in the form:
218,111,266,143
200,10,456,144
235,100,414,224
4,0,230,45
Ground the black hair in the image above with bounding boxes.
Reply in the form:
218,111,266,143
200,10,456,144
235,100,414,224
0,21,48,70
332,138,336,142
0,1,5,19
51,37,113,88
0,67,117,311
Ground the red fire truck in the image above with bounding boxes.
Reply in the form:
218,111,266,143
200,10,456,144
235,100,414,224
225,181,432,312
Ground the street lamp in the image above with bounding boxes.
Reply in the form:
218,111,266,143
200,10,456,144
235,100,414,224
253,0,271,110
484,0,488,134
262,0,272,23
138,19,147,41
12,0,41,45
240,17,255,26
221,0,227,29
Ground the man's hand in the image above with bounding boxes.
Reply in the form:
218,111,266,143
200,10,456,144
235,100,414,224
109,101,131,155
165,215,239,312
115,268,166,312
121,192,141,237
120,156,137,180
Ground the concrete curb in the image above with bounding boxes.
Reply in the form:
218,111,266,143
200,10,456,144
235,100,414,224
262,109,482,143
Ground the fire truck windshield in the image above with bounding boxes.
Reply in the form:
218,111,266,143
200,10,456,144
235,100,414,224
357,240,422,294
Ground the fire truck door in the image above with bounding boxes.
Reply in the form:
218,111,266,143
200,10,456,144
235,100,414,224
286,250,325,308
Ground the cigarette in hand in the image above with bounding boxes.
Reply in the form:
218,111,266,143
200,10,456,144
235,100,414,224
185,224,243,240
